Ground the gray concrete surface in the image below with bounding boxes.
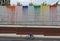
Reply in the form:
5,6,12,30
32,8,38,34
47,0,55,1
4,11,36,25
0,37,60,41
0,38,60,41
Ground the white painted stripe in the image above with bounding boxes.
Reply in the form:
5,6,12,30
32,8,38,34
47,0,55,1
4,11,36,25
0,25,60,28
0,34,60,38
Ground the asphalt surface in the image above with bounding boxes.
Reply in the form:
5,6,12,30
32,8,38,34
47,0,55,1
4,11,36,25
0,37,60,41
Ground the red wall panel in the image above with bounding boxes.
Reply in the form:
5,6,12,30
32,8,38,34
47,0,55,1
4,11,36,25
0,27,60,36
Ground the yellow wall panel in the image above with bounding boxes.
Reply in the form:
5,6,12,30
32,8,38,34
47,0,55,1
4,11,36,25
41,5,49,9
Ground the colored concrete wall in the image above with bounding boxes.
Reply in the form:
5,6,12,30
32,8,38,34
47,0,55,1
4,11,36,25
0,6,60,26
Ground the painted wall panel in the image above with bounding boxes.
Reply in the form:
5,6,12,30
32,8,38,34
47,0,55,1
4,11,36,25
15,6,22,24
34,6,41,25
6,6,15,24
28,6,35,25
22,6,28,24
57,6,60,25
0,6,8,24
40,6,50,25
50,5,57,25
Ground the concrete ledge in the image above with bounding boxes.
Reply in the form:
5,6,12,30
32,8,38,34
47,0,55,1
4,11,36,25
0,25,60,28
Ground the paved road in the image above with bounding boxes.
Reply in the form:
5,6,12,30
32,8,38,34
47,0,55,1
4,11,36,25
0,37,60,41
0,39,60,41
